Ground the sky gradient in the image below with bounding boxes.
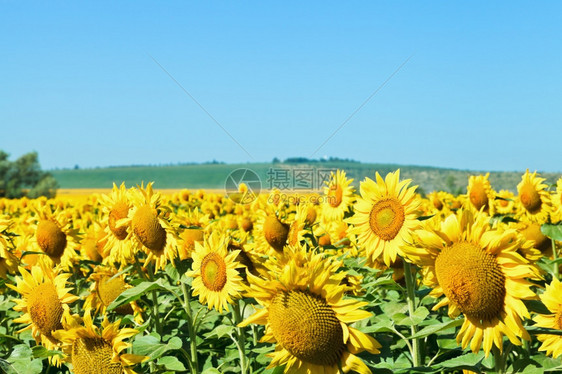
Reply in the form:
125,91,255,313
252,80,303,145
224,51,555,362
2,1,561,172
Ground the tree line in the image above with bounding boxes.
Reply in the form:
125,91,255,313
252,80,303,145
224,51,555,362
0,150,58,198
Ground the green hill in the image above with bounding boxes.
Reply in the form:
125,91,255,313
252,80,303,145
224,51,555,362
50,162,561,195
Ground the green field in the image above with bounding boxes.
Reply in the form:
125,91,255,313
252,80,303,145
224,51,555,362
50,162,561,194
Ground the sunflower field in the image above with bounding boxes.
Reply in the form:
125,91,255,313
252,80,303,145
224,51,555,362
1,169,562,374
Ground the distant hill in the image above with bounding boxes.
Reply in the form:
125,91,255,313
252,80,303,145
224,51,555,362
50,162,561,195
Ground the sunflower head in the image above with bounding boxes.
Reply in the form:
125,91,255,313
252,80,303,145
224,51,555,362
516,170,552,223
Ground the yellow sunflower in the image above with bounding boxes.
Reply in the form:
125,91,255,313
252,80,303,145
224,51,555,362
494,190,516,216
119,183,179,271
100,183,135,265
186,232,245,313
240,249,380,373
31,203,81,269
253,210,290,256
0,217,18,278
466,173,495,214
8,265,79,365
53,312,146,374
533,277,562,358
347,169,421,266
83,266,143,324
402,210,539,357
551,177,562,223
322,170,355,221
174,208,210,260
516,170,552,223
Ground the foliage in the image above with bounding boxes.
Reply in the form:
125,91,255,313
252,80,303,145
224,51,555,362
0,150,58,198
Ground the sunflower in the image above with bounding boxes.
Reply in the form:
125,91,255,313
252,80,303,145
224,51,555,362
322,170,355,221
533,277,562,358
494,190,516,216
0,217,18,278
516,170,552,223
186,232,245,313
31,203,81,269
551,177,562,223
253,210,290,256
83,266,143,323
347,170,421,266
174,208,210,260
118,183,179,270
402,210,539,356
466,173,495,214
8,265,79,365
100,183,135,265
240,249,380,373
53,312,146,374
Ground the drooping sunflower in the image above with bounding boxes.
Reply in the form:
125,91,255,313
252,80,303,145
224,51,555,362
516,170,552,223
322,170,355,221
466,173,495,214
53,312,146,374
533,277,562,358
118,183,179,270
494,190,516,216
174,208,210,260
240,249,380,373
0,217,18,278
100,183,135,265
551,177,562,223
402,210,539,356
83,266,143,324
31,203,81,269
347,169,421,266
253,209,290,256
186,232,245,313
8,265,79,365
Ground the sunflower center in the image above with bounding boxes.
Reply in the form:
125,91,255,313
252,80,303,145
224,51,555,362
555,309,562,330
469,183,488,211
108,201,129,240
27,282,63,336
519,184,542,213
201,252,227,292
499,199,509,207
263,216,289,252
328,184,343,208
269,290,345,366
36,220,67,259
369,198,405,241
132,205,166,252
72,337,122,374
435,242,506,322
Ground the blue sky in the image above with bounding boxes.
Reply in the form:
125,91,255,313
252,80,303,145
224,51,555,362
1,1,561,172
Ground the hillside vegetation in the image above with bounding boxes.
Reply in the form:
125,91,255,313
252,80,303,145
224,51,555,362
50,161,561,195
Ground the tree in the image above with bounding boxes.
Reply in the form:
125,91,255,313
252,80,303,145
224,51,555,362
0,151,58,198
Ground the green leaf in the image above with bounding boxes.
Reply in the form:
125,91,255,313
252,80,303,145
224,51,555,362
527,326,562,336
3,344,44,374
108,279,170,311
158,356,187,371
133,334,183,361
410,318,464,339
31,345,61,358
438,351,484,370
395,307,430,326
541,223,562,241
205,324,235,339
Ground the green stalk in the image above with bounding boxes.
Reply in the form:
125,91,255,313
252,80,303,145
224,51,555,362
492,344,505,374
552,237,558,278
231,300,248,374
403,259,421,367
182,282,199,374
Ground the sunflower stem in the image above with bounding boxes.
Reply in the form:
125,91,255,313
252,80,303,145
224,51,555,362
182,281,199,374
231,300,248,374
552,237,558,278
492,344,505,374
403,259,422,367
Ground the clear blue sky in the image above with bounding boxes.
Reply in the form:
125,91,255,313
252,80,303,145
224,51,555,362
2,1,561,172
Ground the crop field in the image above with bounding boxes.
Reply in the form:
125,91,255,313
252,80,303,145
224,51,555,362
1,170,562,374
